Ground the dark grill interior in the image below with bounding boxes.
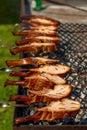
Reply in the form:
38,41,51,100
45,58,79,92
15,23,87,126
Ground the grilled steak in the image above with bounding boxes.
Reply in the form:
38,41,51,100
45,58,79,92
16,36,60,45
30,25,58,31
5,74,54,90
21,17,59,26
6,57,59,68
28,84,71,99
13,29,57,36
10,43,57,55
9,71,66,84
30,64,70,75
9,84,71,104
15,98,81,124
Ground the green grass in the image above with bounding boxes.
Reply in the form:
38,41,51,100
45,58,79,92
0,0,20,129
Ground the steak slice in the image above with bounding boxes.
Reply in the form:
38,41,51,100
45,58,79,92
6,57,59,68
10,43,57,55
15,98,81,124
30,64,70,75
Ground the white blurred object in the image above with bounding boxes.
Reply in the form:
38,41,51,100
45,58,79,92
31,0,36,8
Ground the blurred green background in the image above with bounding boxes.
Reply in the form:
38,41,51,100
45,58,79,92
0,0,20,129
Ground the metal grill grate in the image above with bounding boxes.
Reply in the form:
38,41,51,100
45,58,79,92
57,23,87,123
16,23,87,126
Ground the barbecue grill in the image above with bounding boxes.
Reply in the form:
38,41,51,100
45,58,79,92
13,22,87,130
12,0,87,129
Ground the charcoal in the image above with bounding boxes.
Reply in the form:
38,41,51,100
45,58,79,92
48,120,60,125
79,119,87,125
62,118,75,125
